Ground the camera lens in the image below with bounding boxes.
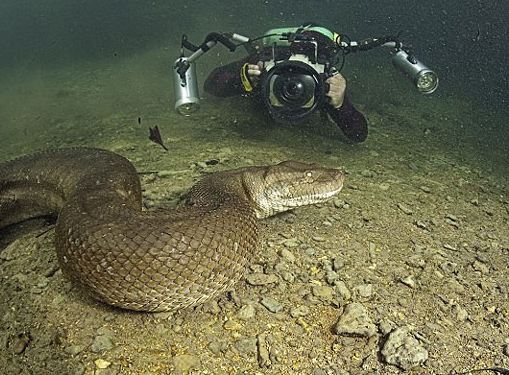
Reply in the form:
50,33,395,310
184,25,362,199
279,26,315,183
283,80,304,100
273,74,315,108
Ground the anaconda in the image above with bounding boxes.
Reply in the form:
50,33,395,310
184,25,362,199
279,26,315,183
0,148,344,312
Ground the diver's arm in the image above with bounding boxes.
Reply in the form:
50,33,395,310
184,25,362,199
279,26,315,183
325,96,368,143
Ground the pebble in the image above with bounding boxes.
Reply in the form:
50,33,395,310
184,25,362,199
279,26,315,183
282,238,300,248
397,203,414,215
451,304,469,321
472,260,490,274
381,327,428,370
334,280,352,301
237,304,256,320
260,297,283,313
94,359,111,369
352,284,373,300
223,319,242,331
173,354,200,374
235,337,258,358
257,334,271,367
334,302,377,338
279,248,296,263
10,334,31,354
333,256,345,272
246,273,279,286
312,285,334,302
419,185,432,193
290,305,310,318
91,331,114,353
400,275,416,289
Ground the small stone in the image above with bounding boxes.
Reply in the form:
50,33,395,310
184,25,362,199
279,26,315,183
397,203,413,215
451,304,468,321
419,186,432,193
260,297,283,313
257,334,271,367
400,276,416,289
235,337,258,358
312,285,334,302
381,327,428,370
352,284,373,300
290,305,310,318
173,354,200,374
334,302,376,338
237,304,256,320
10,334,30,354
282,238,300,248
65,345,84,355
312,236,326,242
223,319,242,331
472,260,490,274
361,169,375,177
279,248,296,263
245,273,279,286
94,359,111,369
334,280,351,301
91,334,114,353
333,257,345,271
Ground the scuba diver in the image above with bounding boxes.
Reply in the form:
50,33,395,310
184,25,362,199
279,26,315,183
203,26,368,143
172,23,438,143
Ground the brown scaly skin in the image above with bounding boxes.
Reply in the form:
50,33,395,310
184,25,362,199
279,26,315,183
0,148,345,312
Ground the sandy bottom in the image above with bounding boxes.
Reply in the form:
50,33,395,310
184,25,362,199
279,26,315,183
0,51,508,375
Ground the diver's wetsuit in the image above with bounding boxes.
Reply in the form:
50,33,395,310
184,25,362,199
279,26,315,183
204,47,368,143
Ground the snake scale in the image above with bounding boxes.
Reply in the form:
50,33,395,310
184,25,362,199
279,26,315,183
0,148,344,312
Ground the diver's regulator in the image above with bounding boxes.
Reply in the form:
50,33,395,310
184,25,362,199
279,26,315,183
172,25,438,122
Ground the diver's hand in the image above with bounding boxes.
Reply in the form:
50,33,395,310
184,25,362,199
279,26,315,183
247,61,263,85
326,73,346,108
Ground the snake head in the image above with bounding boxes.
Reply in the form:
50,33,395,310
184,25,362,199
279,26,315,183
245,160,345,219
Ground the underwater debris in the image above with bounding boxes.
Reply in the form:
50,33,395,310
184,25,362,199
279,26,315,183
148,126,168,151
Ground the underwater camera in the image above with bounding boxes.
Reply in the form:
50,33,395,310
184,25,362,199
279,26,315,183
258,32,330,123
172,25,438,121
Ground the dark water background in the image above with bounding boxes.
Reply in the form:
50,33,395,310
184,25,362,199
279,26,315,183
0,0,507,134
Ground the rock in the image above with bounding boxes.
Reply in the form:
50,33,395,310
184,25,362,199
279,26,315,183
352,284,373,300
246,273,279,286
334,302,376,338
257,334,271,367
312,285,334,302
397,203,413,215
472,260,490,274
94,359,111,369
173,354,200,374
260,297,283,313
91,333,114,353
289,305,310,318
279,248,296,262
237,304,256,320
334,280,351,301
173,354,200,375
223,319,242,331
282,238,300,248
400,275,416,289
381,327,428,370
234,337,257,358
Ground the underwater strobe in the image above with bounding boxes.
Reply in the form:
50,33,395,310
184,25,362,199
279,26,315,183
391,49,438,94
173,56,200,116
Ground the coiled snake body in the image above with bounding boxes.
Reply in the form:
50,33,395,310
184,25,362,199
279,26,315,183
0,148,344,312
